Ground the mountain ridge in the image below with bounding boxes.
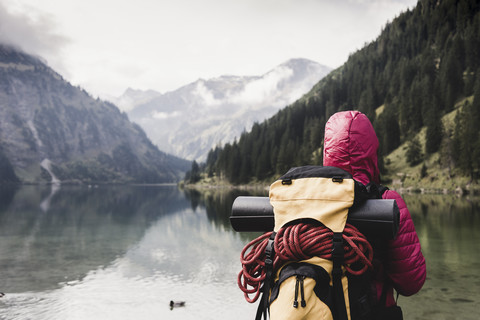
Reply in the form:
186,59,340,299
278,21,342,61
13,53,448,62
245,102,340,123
117,58,332,161
0,44,190,183
201,0,480,188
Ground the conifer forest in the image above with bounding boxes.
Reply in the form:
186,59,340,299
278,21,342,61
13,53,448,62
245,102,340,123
199,0,480,185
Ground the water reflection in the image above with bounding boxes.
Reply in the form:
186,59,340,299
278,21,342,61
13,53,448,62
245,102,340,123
183,187,268,234
0,185,188,293
400,194,480,320
0,185,261,320
39,183,60,212
0,186,478,320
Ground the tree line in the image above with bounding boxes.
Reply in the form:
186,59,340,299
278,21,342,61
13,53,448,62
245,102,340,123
186,0,480,184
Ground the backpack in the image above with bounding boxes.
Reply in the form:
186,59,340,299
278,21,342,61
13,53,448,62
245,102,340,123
238,166,387,320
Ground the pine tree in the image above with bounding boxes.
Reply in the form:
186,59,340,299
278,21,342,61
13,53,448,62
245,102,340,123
421,162,428,178
453,101,476,179
199,0,480,183
376,107,401,155
189,160,201,183
406,136,423,166
255,148,270,180
470,72,480,177
425,99,443,155
227,143,241,184
441,37,464,110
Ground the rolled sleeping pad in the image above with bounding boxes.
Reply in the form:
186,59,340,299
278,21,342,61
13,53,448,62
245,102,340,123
230,196,399,240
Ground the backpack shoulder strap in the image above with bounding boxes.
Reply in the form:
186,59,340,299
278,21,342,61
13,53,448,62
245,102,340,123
376,184,389,197
364,182,389,199
332,232,349,320
256,232,276,320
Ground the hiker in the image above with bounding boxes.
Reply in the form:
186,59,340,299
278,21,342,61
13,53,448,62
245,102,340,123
323,110,426,314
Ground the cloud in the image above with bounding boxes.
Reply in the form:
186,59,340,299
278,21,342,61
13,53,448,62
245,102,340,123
152,111,181,120
229,66,294,108
193,81,223,107
0,0,418,97
0,1,69,70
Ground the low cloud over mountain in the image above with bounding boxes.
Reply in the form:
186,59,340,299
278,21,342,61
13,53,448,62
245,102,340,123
116,58,332,161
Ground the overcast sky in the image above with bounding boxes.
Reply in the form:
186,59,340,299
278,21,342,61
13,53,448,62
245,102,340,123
0,0,417,98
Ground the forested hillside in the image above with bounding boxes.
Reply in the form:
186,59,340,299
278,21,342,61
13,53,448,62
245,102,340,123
200,0,480,186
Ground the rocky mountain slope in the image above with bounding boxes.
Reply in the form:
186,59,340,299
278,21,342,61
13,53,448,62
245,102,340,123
117,58,331,161
0,44,189,183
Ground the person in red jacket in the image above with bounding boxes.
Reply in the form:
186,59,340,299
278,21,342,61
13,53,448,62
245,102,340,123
323,110,426,316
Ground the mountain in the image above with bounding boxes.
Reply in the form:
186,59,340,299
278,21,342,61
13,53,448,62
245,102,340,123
111,88,163,112
0,44,190,183
118,58,332,161
204,0,480,186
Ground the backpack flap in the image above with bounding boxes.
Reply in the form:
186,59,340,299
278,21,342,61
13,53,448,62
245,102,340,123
269,166,355,233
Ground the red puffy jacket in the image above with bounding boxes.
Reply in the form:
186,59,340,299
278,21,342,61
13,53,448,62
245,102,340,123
323,110,426,306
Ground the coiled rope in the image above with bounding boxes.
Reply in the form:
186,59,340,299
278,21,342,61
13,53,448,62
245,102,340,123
237,222,373,303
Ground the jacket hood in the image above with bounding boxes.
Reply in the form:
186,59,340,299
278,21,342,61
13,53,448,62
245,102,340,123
323,111,380,185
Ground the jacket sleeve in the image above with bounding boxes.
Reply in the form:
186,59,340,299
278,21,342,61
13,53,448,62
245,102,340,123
382,190,426,296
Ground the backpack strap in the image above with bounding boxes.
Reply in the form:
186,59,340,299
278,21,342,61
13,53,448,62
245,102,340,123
378,281,388,307
375,280,404,320
376,184,389,197
332,232,348,320
256,232,276,320
365,182,389,198
269,262,332,305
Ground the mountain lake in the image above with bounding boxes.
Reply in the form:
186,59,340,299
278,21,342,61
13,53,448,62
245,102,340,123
0,184,478,320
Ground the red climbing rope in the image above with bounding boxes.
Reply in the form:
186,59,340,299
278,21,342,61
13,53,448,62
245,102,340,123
237,222,373,303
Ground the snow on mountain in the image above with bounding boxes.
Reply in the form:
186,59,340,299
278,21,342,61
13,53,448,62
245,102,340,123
111,88,162,112
122,58,332,162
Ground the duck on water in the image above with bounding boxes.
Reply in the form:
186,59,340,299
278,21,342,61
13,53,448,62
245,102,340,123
170,300,185,309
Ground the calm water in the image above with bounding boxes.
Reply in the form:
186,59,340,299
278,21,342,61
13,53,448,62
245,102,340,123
0,185,478,319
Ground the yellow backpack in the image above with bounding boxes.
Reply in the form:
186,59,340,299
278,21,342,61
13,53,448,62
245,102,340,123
253,166,378,320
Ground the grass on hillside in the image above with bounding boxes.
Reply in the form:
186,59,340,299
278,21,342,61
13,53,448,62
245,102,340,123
382,97,479,194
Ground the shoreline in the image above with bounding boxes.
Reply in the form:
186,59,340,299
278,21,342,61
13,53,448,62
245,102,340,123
9,177,478,196
182,178,480,196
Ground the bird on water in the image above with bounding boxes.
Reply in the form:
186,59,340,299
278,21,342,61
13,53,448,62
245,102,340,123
170,300,185,309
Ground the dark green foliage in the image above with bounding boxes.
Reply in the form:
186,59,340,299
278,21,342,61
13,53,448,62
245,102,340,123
110,143,161,183
453,74,480,179
186,160,201,184
205,102,327,183
375,107,401,155
205,147,221,178
203,0,480,184
421,162,428,178
406,137,424,167
425,104,444,155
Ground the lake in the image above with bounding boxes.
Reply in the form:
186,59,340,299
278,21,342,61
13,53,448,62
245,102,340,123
0,185,478,320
